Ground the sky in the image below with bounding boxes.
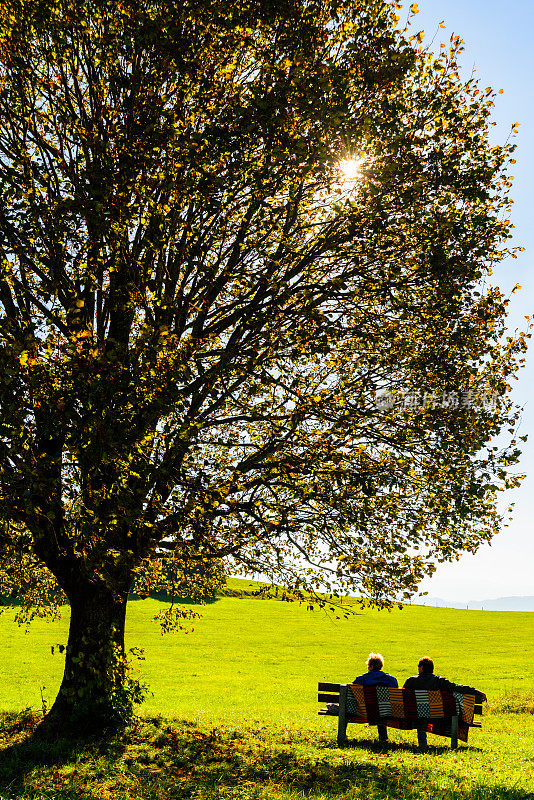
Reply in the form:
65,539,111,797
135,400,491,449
409,0,534,602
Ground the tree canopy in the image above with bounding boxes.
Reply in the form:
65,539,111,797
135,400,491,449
0,0,527,728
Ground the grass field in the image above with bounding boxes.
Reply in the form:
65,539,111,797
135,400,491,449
0,579,533,799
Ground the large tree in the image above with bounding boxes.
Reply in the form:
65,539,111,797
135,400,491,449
0,0,527,728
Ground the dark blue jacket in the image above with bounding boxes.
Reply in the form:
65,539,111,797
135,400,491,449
353,670,398,688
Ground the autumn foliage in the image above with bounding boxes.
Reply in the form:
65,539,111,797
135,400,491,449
0,0,527,727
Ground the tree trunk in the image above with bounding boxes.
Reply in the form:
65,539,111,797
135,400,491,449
43,583,132,733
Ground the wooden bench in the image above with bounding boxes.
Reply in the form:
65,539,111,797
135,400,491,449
318,682,483,749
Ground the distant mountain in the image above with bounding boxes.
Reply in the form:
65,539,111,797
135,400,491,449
413,596,534,612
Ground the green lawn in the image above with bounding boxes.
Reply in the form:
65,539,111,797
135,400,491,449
0,581,533,799
1,581,532,721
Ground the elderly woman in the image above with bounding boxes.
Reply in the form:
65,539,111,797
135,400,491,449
353,653,398,744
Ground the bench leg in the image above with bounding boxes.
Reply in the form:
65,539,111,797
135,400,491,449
337,685,348,747
450,716,458,750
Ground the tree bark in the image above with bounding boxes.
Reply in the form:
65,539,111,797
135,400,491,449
43,582,131,733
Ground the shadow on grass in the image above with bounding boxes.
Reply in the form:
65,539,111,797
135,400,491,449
319,736,484,755
0,710,127,799
128,590,220,604
0,714,526,799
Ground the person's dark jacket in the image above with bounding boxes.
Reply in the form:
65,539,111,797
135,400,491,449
403,673,484,703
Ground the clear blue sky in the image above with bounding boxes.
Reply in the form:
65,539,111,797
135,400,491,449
412,0,534,601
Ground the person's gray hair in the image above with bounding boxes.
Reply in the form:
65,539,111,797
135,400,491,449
366,652,384,671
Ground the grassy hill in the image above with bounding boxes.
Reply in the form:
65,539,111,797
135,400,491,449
1,578,532,719
0,578,533,799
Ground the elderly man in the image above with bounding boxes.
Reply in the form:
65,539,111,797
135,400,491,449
403,657,487,750
353,653,398,744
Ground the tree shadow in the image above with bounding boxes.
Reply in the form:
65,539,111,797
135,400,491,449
128,590,220,604
318,736,484,755
151,726,532,799
0,715,521,800
0,711,126,798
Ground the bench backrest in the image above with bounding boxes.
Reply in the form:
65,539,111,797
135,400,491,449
319,683,482,724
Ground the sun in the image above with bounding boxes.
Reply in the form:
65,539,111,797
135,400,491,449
313,156,366,212
339,157,364,181
338,157,365,187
